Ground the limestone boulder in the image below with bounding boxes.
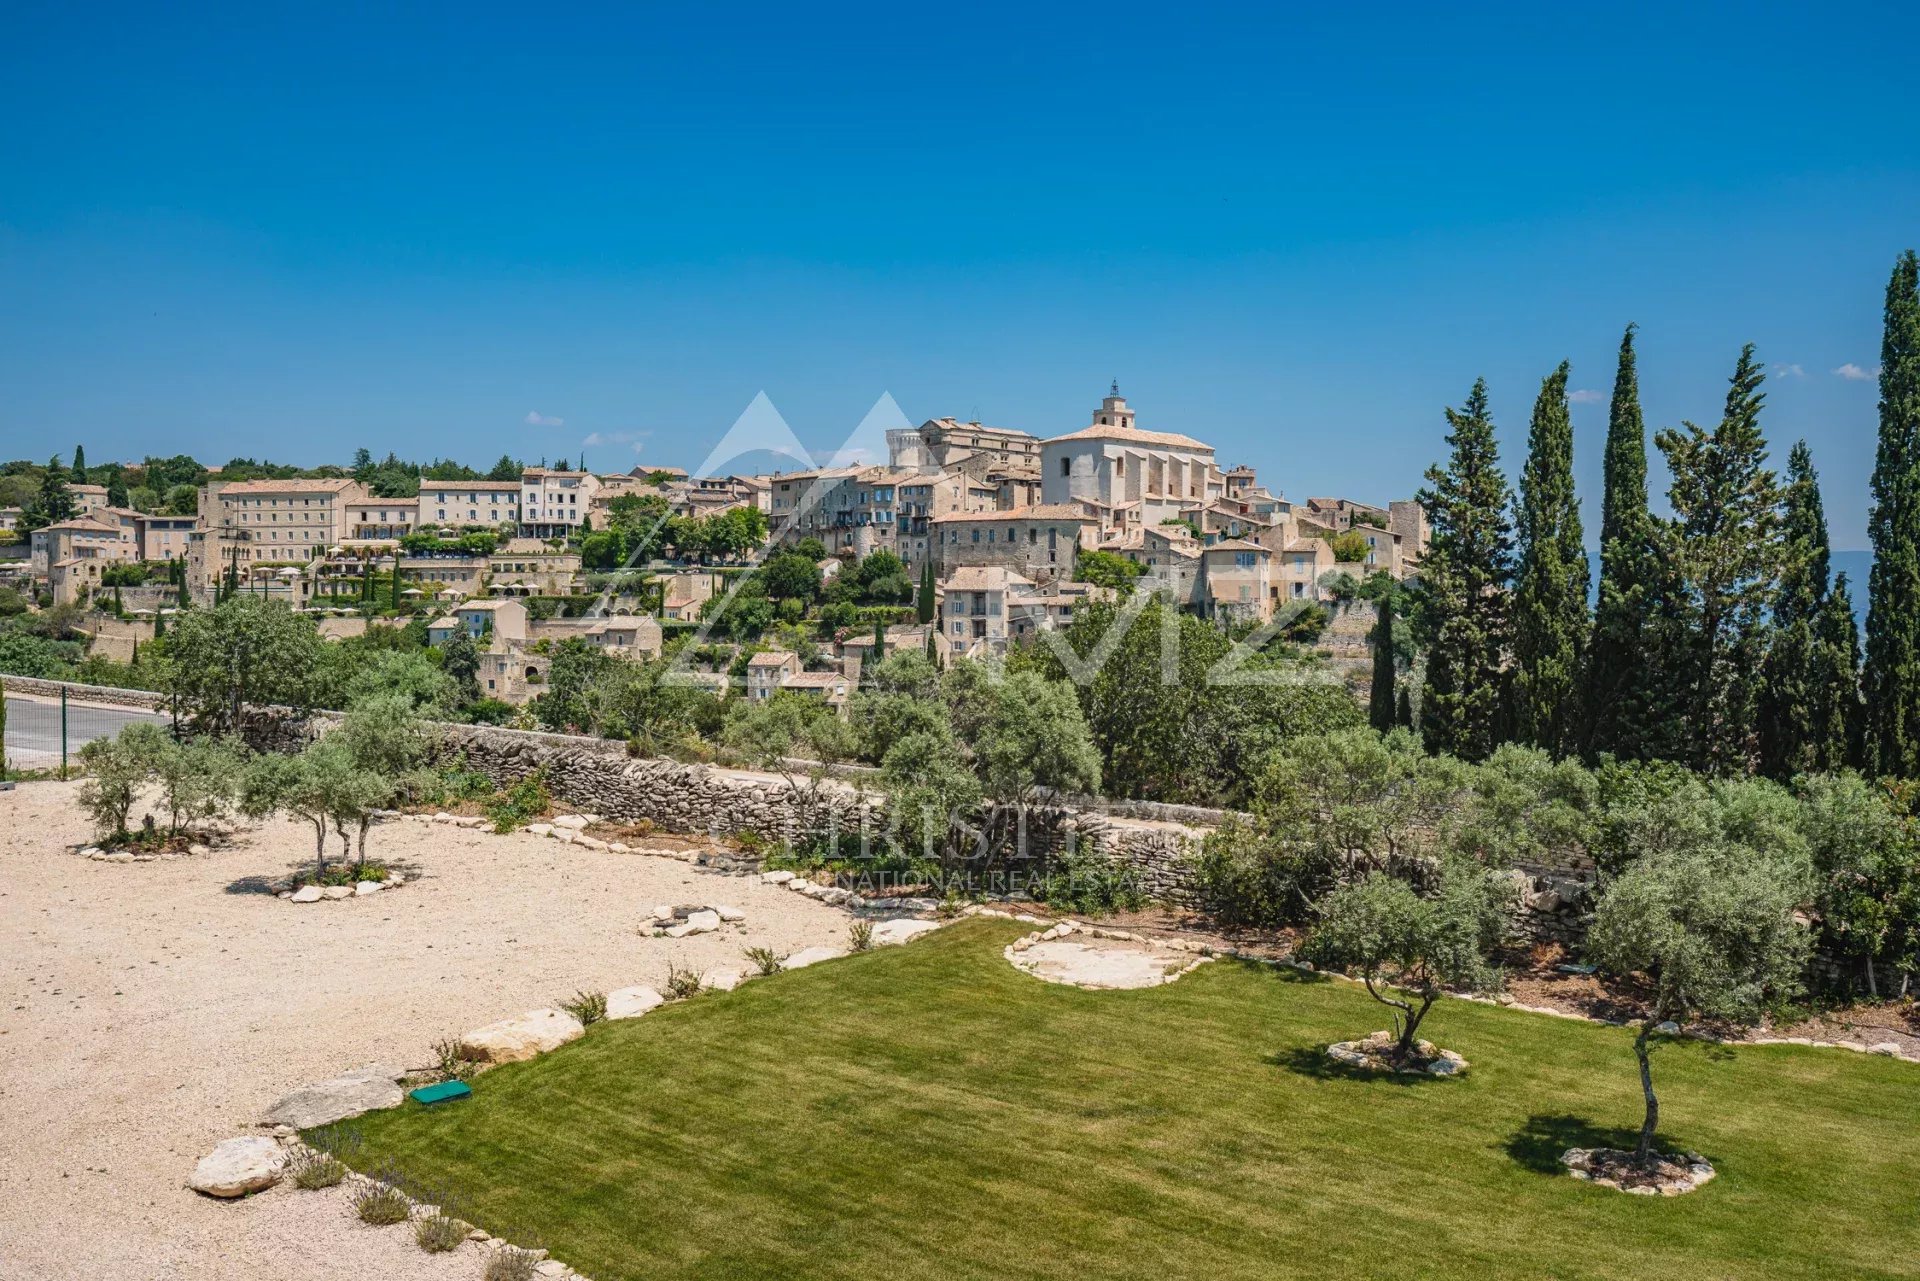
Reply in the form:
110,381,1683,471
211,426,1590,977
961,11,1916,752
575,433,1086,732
783,946,847,970
190,1136,286,1198
872,919,940,947
552,814,590,830
459,1009,586,1064
262,1064,407,1128
289,885,323,903
605,986,665,1020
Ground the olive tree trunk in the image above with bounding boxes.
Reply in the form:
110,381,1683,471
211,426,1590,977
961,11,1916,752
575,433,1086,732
1633,1020,1660,1161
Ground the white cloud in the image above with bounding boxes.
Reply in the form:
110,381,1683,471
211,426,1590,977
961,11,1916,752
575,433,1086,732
1833,363,1879,382
580,429,651,456
524,411,564,427
1567,389,1604,405
1772,363,1805,378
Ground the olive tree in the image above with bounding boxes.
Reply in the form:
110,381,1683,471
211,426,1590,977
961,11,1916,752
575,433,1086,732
722,692,859,834
1586,836,1810,1162
151,734,246,833
164,596,321,733
76,722,170,839
1300,856,1510,1064
242,737,384,879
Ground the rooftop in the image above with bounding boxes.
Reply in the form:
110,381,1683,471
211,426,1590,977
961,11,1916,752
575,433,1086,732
931,503,1091,524
1042,423,1213,451
217,477,360,495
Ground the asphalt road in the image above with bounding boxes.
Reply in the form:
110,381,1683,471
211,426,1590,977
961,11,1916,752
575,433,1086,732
3,696,170,768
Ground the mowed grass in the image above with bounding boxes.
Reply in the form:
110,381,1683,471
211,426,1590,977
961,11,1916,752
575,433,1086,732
340,919,1920,1280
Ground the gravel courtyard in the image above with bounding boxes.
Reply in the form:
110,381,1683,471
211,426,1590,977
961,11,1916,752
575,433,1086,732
0,780,853,1281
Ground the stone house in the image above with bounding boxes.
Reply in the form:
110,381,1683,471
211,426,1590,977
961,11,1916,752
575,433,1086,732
779,669,853,709
487,539,582,596
518,469,600,539
1040,388,1225,528
932,504,1093,586
745,650,802,701
1199,540,1275,622
430,598,529,646
345,496,419,541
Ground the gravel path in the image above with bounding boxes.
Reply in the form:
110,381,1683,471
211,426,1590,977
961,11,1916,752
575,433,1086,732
0,781,853,1280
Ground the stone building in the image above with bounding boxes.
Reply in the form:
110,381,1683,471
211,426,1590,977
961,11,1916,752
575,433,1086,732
518,469,600,539
421,480,520,530
1040,387,1224,528
932,504,1094,586
189,477,366,598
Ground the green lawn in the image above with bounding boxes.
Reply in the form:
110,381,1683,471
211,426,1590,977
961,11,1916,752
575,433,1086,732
339,919,1920,1280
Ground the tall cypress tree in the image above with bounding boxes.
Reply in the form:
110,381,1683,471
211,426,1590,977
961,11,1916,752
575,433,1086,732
1369,595,1398,732
71,444,87,483
1814,573,1864,771
1757,441,1831,779
1414,379,1514,762
1510,361,1588,754
1584,324,1665,760
1654,346,1781,775
1864,249,1920,778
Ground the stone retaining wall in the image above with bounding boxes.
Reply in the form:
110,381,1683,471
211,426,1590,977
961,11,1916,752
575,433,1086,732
0,675,169,712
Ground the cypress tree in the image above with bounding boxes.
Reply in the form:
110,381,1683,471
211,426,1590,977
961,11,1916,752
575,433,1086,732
106,472,129,508
1758,441,1831,779
1414,379,1514,761
153,609,165,640
1654,346,1781,775
1813,574,1864,771
1864,249,1920,777
1585,323,1668,759
916,562,935,624
71,444,87,483
1369,595,1398,732
1394,685,1413,729
1510,361,1588,754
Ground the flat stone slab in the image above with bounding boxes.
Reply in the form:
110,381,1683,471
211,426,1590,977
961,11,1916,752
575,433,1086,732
262,1063,407,1128
605,986,666,1020
190,1136,286,1197
702,967,745,991
459,1008,586,1064
783,946,847,970
871,918,940,947
1013,939,1193,990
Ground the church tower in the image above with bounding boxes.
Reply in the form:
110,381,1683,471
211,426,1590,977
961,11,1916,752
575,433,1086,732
1092,380,1136,431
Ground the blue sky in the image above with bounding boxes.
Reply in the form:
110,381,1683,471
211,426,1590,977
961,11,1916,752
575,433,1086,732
3,3,1915,547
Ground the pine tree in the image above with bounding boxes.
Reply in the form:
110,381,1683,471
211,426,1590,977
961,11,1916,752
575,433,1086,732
38,456,75,525
1369,595,1398,733
106,472,129,508
71,444,87,483
1813,574,1864,771
1864,250,1920,778
1584,324,1668,760
1758,442,1832,779
1510,362,1588,754
1654,346,1782,775
1414,379,1514,761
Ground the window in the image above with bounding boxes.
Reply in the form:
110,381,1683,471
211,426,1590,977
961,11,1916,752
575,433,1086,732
1059,457,1071,478
1235,552,1256,569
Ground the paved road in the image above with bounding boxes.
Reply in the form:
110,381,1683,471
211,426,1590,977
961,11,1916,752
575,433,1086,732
3,696,170,768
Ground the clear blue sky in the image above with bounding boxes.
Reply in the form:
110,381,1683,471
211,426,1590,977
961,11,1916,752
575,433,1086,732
3,2,1915,546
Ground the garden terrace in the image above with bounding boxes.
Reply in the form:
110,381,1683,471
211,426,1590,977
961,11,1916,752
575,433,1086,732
339,918,1920,1281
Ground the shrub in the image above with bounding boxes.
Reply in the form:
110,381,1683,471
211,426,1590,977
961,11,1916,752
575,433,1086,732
744,946,783,976
664,963,703,1000
561,989,606,1026
848,920,874,952
486,1247,541,1281
484,770,552,834
354,1179,411,1226
431,1037,477,1082
414,1213,467,1253
287,1148,346,1190
1033,845,1146,917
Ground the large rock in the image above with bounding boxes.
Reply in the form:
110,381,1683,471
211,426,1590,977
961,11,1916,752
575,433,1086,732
459,1009,585,1064
605,986,665,1020
552,814,590,830
262,1064,407,1128
289,886,323,903
783,946,847,970
871,919,940,947
190,1136,286,1198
